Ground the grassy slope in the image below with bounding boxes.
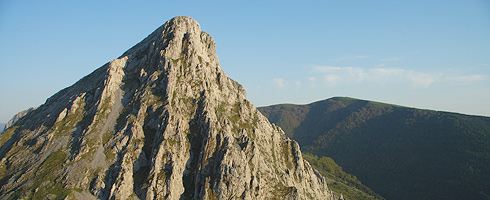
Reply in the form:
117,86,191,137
259,97,490,200
303,153,385,200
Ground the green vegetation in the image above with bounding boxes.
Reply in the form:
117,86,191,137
165,137,179,146
8,149,71,200
218,101,260,134
282,142,294,169
259,97,490,200
272,182,296,198
0,126,18,147
0,127,20,178
34,150,69,198
49,97,86,139
303,153,384,200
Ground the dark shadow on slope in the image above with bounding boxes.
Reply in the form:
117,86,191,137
0,131,21,167
133,105,163,198
181,94,205,200
68,87,102,160
100,144,126,199
0,108,39,162
180,91,228,199
128,60,170,198
97,141,126,199
99,111,136,200
92,61,140,199
181,122,201,200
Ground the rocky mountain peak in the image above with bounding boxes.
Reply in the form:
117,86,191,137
123,16,216,63
0,17,334,199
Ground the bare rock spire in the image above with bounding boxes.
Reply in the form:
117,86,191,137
0,16,334,200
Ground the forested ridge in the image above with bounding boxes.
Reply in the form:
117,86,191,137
259,97,490,200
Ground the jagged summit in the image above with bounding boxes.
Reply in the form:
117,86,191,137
122,16,213,60
0,17,334,199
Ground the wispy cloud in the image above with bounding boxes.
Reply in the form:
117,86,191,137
323,74,342,86
311,65,441,88
273,78,287,87
451,75,487,82
276,66,486,90
273,79,303,89
407,71,440,88
313,66,365,82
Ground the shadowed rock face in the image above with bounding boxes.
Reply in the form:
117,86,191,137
3,107,36,131
0,16,334,200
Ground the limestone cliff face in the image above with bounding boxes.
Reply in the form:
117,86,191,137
0,16,334,200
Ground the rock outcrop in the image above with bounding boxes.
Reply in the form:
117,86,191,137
0,124,5,133
0,16,333,199
3,107,36,131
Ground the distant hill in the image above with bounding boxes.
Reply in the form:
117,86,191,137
0,123,5,132
259,97,490,200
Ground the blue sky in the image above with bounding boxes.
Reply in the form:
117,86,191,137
1,1,489,122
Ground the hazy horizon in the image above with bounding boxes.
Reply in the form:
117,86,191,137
1,1,489,122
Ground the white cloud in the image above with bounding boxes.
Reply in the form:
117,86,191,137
407,71,440,88
313,66,366,82
369,68,404,74
313,65,341,73
322,74,342,86
307,77,317,88
273,78,287,87
310,65,441,88
451,75,487,82
367,68,405,81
